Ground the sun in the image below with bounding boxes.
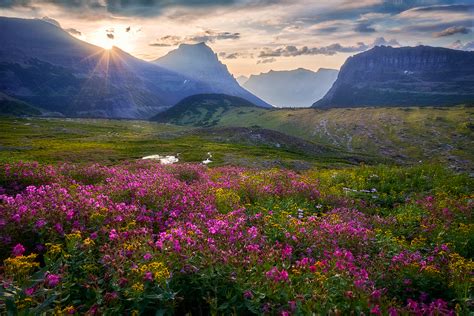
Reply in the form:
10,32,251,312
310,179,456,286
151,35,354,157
86,26,135,53
101,40,114,50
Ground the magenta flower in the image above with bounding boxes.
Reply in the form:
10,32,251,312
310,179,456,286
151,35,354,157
370,305,381,315
144,271,153,281
45,273,61,287
143,252,152,260
24,287,36,296
243,290,253,299
109,229,119,240
12,243,25,256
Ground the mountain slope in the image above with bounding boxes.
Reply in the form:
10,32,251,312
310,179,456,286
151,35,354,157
243,68,338,107
0,93,43,116
152,93,261,126
153,43,272,108
313,46,474,108
0,17,214,119
153,103,474,171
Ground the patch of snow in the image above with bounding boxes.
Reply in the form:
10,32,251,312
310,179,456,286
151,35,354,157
202,152,213,164
142,155,179,165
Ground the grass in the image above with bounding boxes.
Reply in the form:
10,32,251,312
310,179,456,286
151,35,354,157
159,105,474,171
0,117,369,169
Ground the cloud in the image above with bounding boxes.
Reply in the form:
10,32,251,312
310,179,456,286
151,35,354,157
149,30,240,47
0,0,247,17
257,57,276,64
41,16,60,27
187,30,240,43
450,40,474,51
433,26,470,37
373,37,400,46
219,52,239,59
403,4,474,14
257,37,400,59
219,51,254,59
65,28,82,36
354,21,376,33
149,35,183,47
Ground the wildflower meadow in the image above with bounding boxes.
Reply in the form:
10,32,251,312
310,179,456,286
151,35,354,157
0,161,472,315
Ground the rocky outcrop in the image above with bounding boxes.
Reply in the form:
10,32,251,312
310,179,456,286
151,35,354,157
313,46,474,108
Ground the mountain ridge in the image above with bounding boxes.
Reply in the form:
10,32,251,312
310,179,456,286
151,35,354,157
313,45,474,108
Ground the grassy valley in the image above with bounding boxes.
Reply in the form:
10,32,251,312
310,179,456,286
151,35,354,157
0,117,371,169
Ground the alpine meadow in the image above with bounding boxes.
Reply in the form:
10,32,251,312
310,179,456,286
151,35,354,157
0,1,473,315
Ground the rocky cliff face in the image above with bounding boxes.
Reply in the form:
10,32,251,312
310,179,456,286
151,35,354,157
313,46,474,108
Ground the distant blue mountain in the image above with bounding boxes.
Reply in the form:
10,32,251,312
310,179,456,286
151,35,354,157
314,45,474,108
153,43,272,108
242,68,338,107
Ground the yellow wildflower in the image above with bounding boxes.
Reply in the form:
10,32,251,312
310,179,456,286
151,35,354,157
83,238,94,247
131,283,144,293
46,243,62,256
4,254,39,280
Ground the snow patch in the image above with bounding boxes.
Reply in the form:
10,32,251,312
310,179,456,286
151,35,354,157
142,155,179,165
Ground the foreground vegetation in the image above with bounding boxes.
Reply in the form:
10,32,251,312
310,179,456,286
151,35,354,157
0,161,472,314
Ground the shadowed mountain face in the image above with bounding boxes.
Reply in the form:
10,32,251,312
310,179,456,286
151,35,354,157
243,68,338,108
0,17,217,119
153,43,272,108
314,46,474,108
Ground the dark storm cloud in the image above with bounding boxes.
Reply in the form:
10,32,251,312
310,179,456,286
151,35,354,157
354,21,376,33
403,20,472,33
106,0,238,16
434,26,470,37
0,0,258,16
258,37,400,58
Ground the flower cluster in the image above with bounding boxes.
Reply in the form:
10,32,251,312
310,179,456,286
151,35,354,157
0,161,472,314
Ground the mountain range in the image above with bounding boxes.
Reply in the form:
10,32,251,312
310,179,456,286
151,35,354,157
1,16,473,119
314,45,474,108
0,17,270,119
241,68,338,108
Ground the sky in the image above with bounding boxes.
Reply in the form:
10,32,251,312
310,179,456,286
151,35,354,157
0,0,473,76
